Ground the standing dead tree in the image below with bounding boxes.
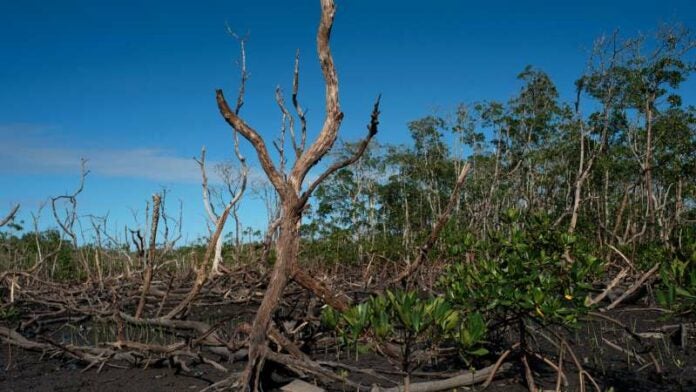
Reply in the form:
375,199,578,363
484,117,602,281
216,0,380,388
195,146,247,277
162,37,250,321
50,159,92,281
135,193,161,319
196,32,249,277
168,143,246,319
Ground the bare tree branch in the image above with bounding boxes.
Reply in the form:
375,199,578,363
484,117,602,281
194,147,219,223
274,86,290,174
301,94,381,205
50,159,91,279
50,159,90,244
0,204,20,227
289,0,343,190
217,90,288,198
292,50,308,157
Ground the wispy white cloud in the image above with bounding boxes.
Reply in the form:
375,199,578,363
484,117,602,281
0,124,253,184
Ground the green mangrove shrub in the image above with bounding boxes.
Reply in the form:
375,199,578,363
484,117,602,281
322,289,487,381
657,238,696,312
440,210,603,335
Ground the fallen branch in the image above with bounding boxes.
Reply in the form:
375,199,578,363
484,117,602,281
605,262,660,310
482,343,518,388
601,337,645,365
374,363,510,392
587,267,629,306
607,244,636,272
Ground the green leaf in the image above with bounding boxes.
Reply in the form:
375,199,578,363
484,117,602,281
468,348,489,356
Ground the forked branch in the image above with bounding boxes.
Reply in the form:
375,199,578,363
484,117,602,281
200,32,249,276
217,90,287,197
289,0,343,189
50,159,90,244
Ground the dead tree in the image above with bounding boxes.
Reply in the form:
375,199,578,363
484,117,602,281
216,0,380,387
567,32,627,238
135,193,161,319
50,159,91,280
165,135,246,320
195,146,247,276
196,32,249,276
164,202,233,319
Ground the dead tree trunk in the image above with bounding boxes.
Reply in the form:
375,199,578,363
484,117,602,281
245,205,301,387
135,193,161,319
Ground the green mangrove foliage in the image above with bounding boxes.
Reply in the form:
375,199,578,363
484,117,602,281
441,210,603,328
657,234,696,312
322,289,487,371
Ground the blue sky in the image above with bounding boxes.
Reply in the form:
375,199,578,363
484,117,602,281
1,0,695,242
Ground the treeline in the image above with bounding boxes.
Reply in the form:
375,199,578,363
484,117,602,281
302,26,696,272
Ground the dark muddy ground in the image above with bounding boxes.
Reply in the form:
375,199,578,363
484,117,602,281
0,348,229,392
1,292,695,392
0,276,696,392
570,308,696,392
